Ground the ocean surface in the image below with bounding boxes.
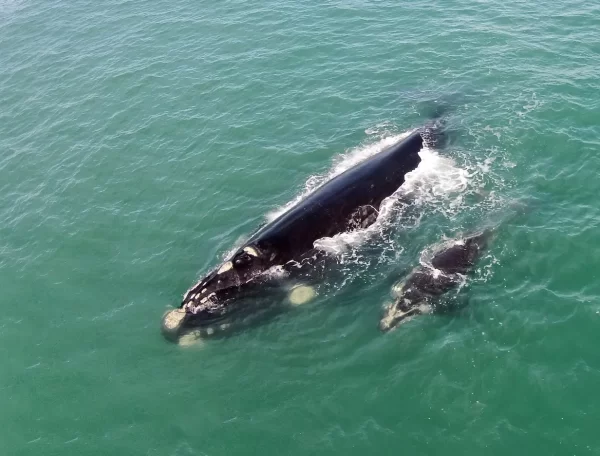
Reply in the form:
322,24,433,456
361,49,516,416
2,0,600,454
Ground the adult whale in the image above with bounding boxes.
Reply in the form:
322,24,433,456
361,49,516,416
162,122,445,341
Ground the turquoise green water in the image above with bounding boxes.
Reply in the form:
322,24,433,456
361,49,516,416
2,0,600,454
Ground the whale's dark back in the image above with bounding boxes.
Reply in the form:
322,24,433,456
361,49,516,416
247,131,424,260
431,231,490,274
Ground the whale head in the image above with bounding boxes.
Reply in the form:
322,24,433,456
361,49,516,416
379,282,430,332
162,243,280,339
379,304,420,332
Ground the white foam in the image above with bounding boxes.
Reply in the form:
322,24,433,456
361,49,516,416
261,264,288,279
312,143,469,256
401,147,469,203
313,222,378,255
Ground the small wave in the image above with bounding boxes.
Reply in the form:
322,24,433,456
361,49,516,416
0,0,24,14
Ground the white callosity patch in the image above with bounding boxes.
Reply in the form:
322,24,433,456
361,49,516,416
243,246,259,257
162,308,186,331
384,299,432,330
380,306,416,330
218,261,233,274
183,281,207,302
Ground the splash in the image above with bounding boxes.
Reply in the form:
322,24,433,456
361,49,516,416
400,146,469,214
312,142,470,256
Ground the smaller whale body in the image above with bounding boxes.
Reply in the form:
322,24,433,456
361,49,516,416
162,119,446,343
380,230,490,332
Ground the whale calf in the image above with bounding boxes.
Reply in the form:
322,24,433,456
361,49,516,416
162,122,445,342
379,230,490,332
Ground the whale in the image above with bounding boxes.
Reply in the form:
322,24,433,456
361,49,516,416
379,230,490,332
162,122,445,342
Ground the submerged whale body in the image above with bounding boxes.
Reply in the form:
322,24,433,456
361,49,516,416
162,123,445,342
379,230,490,332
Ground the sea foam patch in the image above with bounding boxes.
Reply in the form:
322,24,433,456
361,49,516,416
312,142,470,256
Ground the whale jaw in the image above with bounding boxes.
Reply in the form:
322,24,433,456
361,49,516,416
379,299,434,332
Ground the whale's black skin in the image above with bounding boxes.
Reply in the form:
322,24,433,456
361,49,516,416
163,124,444,340
379,230,490,332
